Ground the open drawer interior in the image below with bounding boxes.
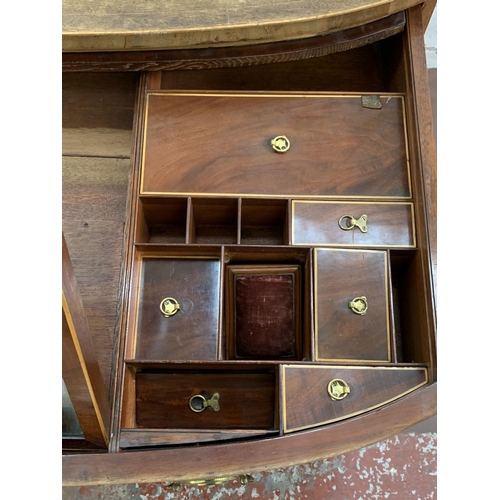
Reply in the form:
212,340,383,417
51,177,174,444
113,27,435,451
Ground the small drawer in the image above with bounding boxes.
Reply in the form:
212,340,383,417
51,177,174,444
135,370,277,430
292,201,415,247
282,365,428,433
315,248,390,362
133,257,220,361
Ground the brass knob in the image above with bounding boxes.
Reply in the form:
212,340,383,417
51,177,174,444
327,379,350,401
348,296,368,315
188,392,220,413
159,297,180,317
338,214,368,233
271,135,290,153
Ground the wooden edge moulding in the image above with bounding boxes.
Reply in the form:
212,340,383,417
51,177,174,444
62,2,436,56
62,5,436,486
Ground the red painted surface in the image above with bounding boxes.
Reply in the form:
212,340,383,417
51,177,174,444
63,433,436,499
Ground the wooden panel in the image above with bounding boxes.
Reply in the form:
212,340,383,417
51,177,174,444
62,71,135,398
62,152,129,392
62,72,137,157
62,220,127,394
315,249,390,362
160,43,386,93
400,7,437,379
62,73,137,130
141,93,409,198
133,258,220,361
135,371,276,429
62,157,130,221
62,0,422,52
292,201,415,247
282,365,427,432
63,128,132,159
405,7,437,311
119,429,276,448
62,234,111,448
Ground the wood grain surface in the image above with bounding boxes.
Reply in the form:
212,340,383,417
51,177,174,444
134,258,221,361
62,157,130,393
63,234,111,448
62,73,137,131
62,0,423,52
282,365,427,432
62,12,405,72
62,72,136,398
398,7,436,380
159,42,389,93
405,7,437,309
135,371,276,429
141,93,409,198
315,249,390,362
292,201,415,247
119,428,276,448
63,128,132,158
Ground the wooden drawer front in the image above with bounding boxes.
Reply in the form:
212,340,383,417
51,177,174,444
134,258,220,361
135,371,276,430
282,365,427,433
292,201,415,247
315,248,389,361
141,93,410,199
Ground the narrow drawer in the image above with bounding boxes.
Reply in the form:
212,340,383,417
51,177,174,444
135,371,276,430
315,248,390,362
292,201,415,247
141,92,410,199
133,257,220,361
282,365,428,433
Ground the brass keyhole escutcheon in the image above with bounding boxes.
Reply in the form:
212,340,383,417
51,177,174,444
271,135,290,153
189,392,220,413
338,214,368,233
327,379,350,401
348,296,368,315
159,297,180,317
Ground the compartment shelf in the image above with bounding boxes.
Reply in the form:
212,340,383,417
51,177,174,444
240,198,289,245
189,197,238,244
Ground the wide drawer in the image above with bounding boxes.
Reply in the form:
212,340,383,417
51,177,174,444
140,92,410,199
135,371,276,430
133,257,220,361
315,248,390,362
282,365,428,433
292,201,415,247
